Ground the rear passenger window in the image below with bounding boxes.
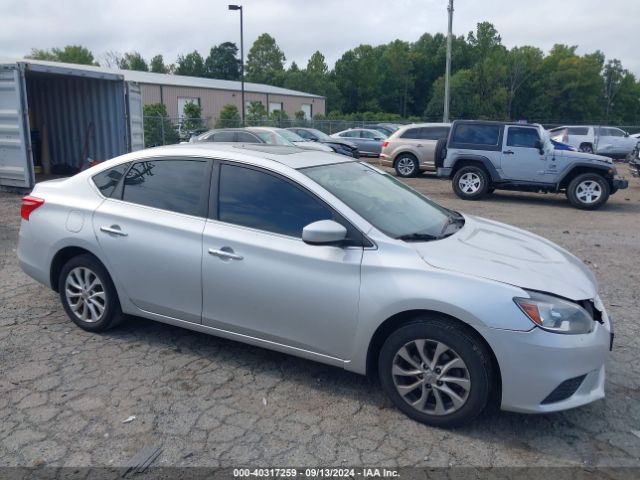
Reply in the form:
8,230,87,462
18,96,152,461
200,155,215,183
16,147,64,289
567,127,589,136
213,131,235,142
236,132,259,143
507,127,540,148
452,124,501,146
218,164,333,237
422,127,450,140
92,164,128,197
401,128,422,139
122,160,209,216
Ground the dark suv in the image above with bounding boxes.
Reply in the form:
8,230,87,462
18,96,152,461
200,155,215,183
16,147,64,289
436,120,629,210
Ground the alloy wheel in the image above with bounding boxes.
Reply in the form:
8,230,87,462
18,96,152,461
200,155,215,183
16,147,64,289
396,157,416,176
64,267,106,323
576,180,602,204
392,339,471,415
458,172,481,194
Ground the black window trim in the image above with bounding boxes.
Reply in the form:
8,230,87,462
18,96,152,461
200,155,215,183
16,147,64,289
505,126,541,149
209,160,372,248
115,156,214,219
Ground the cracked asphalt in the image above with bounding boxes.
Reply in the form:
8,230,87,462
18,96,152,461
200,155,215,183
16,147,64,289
1,167,639,468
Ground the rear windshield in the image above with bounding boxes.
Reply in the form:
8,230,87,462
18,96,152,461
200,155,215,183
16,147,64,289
452,124,501,146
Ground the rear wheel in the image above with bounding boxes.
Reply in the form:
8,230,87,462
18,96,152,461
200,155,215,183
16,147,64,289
452,165,490,200
58,254,124,332
378,319,492,428
395,154,420,177
567,173,610,210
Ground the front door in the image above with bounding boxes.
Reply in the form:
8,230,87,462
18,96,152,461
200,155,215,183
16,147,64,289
93,158,211,322
500,126,549,182
201,163,362,359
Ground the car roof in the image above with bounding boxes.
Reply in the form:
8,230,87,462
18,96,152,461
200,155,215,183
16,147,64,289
397,122,451,130
452,120,541,128
99,143,353,171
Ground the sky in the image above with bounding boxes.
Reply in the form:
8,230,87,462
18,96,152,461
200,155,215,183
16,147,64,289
2,0,639,76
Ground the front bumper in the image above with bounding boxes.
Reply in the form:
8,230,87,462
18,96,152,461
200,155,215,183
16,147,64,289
484,312,611,414
612,176,629,190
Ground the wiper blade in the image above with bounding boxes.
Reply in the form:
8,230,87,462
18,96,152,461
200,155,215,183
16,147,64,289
395,233,440,242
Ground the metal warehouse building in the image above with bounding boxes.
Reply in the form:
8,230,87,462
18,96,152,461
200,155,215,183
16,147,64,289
0,58,324,189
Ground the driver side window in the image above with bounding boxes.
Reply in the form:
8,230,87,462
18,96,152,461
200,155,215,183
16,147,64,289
507,127,540,149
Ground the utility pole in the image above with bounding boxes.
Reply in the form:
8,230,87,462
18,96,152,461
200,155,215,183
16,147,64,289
443,0,454,123
228,5,245,126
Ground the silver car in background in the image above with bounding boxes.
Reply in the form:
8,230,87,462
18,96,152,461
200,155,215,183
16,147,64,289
18,144,612,427
330,128,386,156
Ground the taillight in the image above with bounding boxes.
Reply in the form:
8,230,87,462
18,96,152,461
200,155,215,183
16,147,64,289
21,196,45,221
382,141,389,148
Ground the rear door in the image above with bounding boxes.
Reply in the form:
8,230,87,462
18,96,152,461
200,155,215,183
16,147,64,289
419,126,450,168
0,64,33,188
501,126,549,182
93,158,212,322
126,82,145,151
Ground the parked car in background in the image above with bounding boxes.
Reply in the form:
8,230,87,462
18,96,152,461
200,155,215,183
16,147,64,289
367,124,398,136
548,125,637,158
286,127,359,158
331,128,386,157
18,143,613,427
438,120,628,209
380,123,451,177
192,127,333,153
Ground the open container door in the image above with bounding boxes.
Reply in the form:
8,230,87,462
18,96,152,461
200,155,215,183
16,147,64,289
0,63,33,188
126,82,144,151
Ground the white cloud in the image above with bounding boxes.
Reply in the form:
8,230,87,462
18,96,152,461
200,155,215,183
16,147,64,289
1,0,639,75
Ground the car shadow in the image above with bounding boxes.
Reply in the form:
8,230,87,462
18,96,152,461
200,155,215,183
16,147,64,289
105,314,613,447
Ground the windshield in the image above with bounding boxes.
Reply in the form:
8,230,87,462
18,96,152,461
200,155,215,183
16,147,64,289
303,162,460,240
275,129,306,143
252,130,293,146
308,128,330,139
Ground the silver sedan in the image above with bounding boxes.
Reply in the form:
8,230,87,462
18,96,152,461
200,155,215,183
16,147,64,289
17,144,611,427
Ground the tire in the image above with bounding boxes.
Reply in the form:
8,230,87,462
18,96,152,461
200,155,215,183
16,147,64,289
378,318,492,428
434,138,448,169
58,253,124,332
566,173,610,210
394,154,420,178
579,143,594,154
452,165,491,200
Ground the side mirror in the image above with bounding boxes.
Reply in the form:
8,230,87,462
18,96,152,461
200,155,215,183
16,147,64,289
534,139,544,154
302,220,347,246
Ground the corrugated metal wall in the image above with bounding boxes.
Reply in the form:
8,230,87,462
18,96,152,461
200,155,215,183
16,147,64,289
26,72,127,169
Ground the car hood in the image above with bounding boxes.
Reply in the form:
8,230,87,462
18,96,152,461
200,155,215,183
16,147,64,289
555,149,612,164
292,141,333,152
412,215,597,300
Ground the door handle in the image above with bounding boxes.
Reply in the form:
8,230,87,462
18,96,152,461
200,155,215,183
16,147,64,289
100,225,128,236
208,248,243,261
502,150,514,155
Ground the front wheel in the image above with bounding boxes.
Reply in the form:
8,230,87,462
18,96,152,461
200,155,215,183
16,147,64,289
567,173,610,210
378,319,492,428
395,154,420,177
452,166,490,200
59,254,124,332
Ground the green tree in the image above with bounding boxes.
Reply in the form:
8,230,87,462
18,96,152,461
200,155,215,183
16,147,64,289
246,33,286,85
182,101,203,131
334,45,383,113
379,40,413,116
143,103,178,146
215,104,241,128
119,51,148,71
246,101,267,126
603,59,627,122
150,55,168,73
175,51,206,77
269,108,289,127
506,46,543,119
27,45,98,65
205,42,241,80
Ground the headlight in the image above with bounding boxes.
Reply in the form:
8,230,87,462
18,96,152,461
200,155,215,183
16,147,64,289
514,291,593,334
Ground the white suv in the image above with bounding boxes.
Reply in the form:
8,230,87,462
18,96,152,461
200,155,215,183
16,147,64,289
548,125,637,158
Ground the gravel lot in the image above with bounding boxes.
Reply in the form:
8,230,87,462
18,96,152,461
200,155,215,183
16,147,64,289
1,167,639,468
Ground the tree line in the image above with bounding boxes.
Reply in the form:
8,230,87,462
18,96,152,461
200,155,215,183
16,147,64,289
27,21,640,125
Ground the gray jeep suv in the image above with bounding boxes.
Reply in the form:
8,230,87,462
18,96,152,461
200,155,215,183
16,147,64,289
436,120,629,209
